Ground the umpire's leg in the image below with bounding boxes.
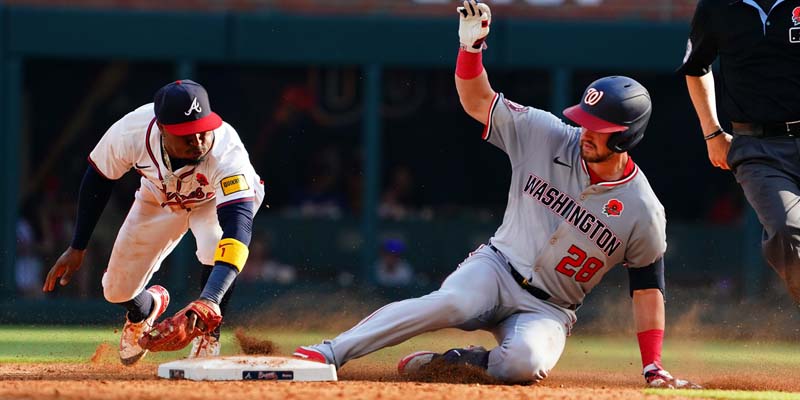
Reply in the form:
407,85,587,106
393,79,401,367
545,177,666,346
730,137,800,302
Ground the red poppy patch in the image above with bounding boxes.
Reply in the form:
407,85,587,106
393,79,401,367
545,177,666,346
793,6,800,26
196,173,209,186
603,198,624,217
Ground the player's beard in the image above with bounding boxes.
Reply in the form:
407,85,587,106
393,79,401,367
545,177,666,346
187,151,208,164
172,148,209,166
580,142,614,163
184,142,213,164
184,155,206,165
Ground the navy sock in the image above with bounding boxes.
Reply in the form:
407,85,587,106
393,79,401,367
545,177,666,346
440,347,490,369
118,290,154,323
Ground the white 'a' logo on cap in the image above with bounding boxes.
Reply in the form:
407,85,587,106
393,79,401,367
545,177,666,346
583,88,604,106
184,97,202,116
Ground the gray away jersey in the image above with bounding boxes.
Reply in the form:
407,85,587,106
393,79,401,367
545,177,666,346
484,93,667,306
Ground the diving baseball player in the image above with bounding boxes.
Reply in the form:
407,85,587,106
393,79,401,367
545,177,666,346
294,1,698,387
43,80,264,364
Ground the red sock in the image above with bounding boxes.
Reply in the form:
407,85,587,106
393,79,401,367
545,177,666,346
455,49,483,80
637,329,664,369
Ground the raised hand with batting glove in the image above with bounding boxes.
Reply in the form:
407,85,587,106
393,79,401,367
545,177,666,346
458,0,491,53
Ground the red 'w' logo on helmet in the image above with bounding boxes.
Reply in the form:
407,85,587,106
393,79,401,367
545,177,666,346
584,88,604,106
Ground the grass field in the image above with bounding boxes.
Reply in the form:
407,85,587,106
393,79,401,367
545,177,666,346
1,326,799,399
650,390,800,400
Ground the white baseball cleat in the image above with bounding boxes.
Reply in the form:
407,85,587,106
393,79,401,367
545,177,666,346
119,285,170,365
189,335,221,358
397,351,438,375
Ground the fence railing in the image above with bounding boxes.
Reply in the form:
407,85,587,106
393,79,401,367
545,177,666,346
4,0,698,20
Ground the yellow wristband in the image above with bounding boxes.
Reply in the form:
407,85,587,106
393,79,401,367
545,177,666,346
214,238,250,272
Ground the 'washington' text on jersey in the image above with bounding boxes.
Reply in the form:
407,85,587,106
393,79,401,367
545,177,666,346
524,174,621,257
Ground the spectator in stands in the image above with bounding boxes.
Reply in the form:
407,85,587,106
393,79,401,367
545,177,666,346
37,176,75,260
344,155,364,215
706,189,743,226
380,165,418,220
255,84,319,211
374,239,414,288
240,237,297,285
255,85,316,161
290,146,346,218
15,218,44,299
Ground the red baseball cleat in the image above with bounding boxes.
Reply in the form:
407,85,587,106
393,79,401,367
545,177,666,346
293,346,330,364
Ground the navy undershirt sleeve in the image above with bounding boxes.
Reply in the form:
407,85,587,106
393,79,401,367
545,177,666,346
70,165,116,250
200,201,255,304
216,200,255,246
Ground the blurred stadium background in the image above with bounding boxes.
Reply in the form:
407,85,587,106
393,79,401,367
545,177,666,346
0,0,793,336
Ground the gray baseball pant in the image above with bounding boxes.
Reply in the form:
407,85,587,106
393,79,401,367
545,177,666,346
320,246,575,383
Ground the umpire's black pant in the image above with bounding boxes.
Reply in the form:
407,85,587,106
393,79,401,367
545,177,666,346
729,135,800,302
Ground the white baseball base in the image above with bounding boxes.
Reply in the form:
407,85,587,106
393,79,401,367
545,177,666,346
157,356,338,381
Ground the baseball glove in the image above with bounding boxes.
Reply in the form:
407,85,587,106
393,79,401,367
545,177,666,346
139,300,222,352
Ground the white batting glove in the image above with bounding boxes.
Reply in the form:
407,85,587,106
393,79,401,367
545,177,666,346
458,0,491,53
643,363,702,389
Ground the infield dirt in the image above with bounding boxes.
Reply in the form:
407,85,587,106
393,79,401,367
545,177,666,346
1,345,799,400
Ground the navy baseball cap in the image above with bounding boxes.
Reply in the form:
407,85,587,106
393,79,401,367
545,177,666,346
154,80,222,136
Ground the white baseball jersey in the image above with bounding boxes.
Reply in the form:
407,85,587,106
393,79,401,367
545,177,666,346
89,103,260,210
485,93,667,306
93,103,265,303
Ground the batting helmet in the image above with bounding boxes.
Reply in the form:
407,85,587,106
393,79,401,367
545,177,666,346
563,76,652,153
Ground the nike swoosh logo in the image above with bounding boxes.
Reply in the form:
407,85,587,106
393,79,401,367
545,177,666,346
135,163,151,169
553,157,572,168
